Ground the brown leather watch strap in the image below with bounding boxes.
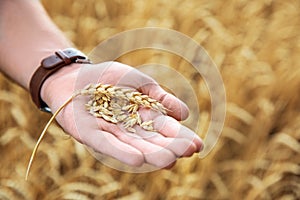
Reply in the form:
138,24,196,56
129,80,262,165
30,48,91,112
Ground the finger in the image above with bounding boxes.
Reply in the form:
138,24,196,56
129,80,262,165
134,127,197,157
136,108,198,156
81,129,145,167
141,83,189,121
99,120,177,168
164,160,177,169
112,66,189,121
153,115,203,152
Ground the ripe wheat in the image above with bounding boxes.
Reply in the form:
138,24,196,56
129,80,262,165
25,83,166,180
77,83,166,132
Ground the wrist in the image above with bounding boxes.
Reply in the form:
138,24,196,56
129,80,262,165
29,48,91,112
40,63,82,112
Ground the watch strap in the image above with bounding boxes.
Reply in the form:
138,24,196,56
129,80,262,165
29,48,91,112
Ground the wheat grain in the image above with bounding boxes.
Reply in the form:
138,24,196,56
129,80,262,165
25,83,166,179
4,0,297,198
80,83,166,132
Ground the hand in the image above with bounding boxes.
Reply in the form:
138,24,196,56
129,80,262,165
41,61,203,168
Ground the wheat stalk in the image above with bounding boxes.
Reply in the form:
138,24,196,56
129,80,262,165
25,95,73,180
25,83,166,180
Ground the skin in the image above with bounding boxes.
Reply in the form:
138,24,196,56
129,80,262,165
0,0,203,168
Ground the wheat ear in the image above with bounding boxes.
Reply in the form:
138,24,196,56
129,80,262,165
25,83,167,180
25,95,73,180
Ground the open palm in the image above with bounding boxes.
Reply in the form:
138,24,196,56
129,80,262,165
42,61,203,168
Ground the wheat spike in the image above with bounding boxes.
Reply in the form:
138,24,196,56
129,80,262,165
81,84,166,132
25,83,166,180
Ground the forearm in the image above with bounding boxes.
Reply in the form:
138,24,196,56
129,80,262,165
0,0,72,89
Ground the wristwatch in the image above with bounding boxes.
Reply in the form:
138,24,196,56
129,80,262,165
29,48,91,112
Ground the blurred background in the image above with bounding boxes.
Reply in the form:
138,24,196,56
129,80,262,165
1,0,300,199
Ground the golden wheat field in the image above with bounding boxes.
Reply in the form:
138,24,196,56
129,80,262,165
1,0,300,199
